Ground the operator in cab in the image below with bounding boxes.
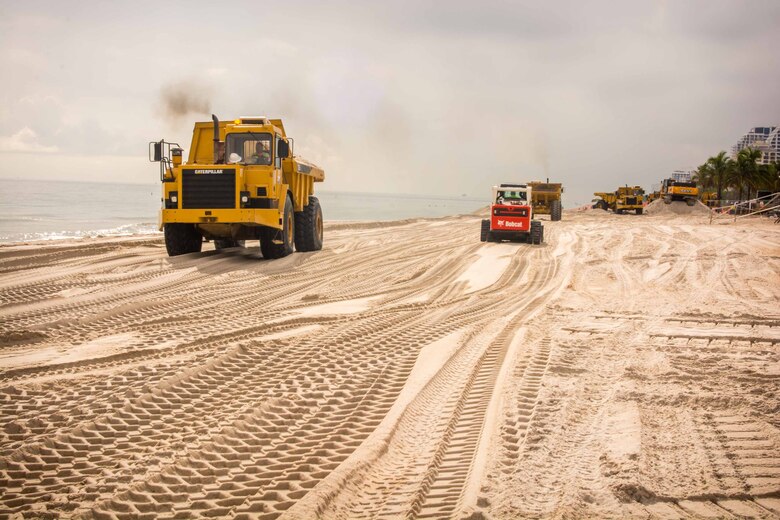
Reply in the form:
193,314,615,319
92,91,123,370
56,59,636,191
497,190,526,205
251,142,272,165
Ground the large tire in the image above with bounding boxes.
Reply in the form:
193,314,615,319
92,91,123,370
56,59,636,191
294,196,324,252
164,224,202,256
636,208,643,215
214,239,245,250
260,193,295,259
550,199,562,221
480,219,489,242
530,220,543,245
686,198,696,207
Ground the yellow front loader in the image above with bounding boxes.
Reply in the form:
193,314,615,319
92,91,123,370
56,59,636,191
150,115,324,259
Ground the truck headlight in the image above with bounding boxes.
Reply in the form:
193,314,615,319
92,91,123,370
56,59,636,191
241,195,248,203
171,195,178,203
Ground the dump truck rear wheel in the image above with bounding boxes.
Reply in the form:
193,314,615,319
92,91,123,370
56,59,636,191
214,239,245,250
480,219,489,242
164,224,202,257
550,200,562,221
294,196,323,252
261,193,295,259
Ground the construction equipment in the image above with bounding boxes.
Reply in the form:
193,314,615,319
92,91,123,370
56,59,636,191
592,186,645,215
150,115,325,259
700,191,718,207
661,171,699,206
528,180,564,221
646,190,661,204
480,184,544,244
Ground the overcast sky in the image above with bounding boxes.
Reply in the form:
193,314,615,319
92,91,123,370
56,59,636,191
0,0,778,204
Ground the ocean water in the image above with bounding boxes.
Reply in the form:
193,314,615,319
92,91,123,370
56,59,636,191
0,179,484,243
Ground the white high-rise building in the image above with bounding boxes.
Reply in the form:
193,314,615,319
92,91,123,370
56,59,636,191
732,126,779,165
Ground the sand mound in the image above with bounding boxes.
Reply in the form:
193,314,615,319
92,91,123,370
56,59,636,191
645,199,711,216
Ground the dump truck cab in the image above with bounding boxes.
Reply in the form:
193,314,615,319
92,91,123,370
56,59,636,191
151,115,324,259
480,184,543,244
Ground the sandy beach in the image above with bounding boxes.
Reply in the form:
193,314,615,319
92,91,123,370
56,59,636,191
1,208,779,519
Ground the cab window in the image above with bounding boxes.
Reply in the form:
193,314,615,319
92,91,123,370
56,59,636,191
225,132,272,165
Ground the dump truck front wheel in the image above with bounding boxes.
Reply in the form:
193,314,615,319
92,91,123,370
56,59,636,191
261,193,295,259
294,196,323,252
480,219,489,242
164,224,203,256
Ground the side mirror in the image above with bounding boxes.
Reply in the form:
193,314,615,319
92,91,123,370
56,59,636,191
151,141,162,162
278,140,290,159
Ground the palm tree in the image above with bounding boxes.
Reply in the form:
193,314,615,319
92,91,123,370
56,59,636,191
734,147,762,201
700,151,733,204
756,162,779,193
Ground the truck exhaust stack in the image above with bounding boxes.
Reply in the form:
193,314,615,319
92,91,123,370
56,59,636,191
212,114,220,164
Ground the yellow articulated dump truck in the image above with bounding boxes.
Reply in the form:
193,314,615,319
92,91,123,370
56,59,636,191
150,115,324,259
593,185,645,215
527,180,564,221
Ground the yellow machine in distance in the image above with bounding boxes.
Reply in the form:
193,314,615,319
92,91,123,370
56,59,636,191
527,180,564,221
661,178,699,206
593,186,645,215
150,115,325,259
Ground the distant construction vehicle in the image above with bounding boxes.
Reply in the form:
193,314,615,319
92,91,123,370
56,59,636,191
150,115,324,259
593,185,646,215
480,184,544,244
528,180,563,221
661,177,699,206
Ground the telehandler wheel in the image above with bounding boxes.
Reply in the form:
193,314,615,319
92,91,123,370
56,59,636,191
530,221,543,245
164,224,202,257
294,196,323,252
636,208,643,215
480,219,490,242
686,198,696,207
550,199,562,221
214,239,245,250
260,193,295,259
